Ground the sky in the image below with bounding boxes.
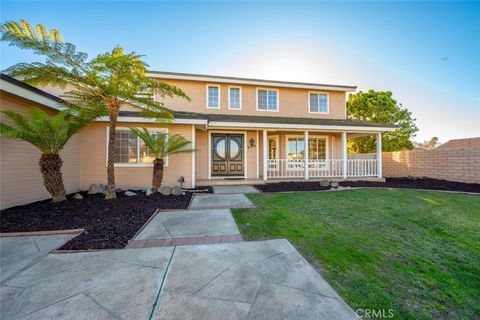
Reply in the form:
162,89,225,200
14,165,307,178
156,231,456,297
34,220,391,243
1,1,479,143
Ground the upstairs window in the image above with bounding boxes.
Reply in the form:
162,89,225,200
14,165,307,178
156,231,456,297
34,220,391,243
309,93,329,113
257,89,278,111
206,85,220,109
228,87,242,109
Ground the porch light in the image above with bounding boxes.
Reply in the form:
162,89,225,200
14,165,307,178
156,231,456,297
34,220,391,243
249,138,256,148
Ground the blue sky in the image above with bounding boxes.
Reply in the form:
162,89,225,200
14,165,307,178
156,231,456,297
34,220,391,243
1,1,479,142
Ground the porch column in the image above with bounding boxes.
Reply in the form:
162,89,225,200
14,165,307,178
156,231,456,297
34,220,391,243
263,130,268,181
191,124,196,188
376,132,382,178
342,131,347,179
304,131,309,180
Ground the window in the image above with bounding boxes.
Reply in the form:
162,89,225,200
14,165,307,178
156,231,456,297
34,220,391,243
287,137,305,160
309,93,328,113
257,89,278,111
228,87,241,109
207,85,220,109
113,128,167,166
308,137,326,160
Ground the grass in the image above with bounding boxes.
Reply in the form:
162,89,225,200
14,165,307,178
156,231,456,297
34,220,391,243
232,189,480,319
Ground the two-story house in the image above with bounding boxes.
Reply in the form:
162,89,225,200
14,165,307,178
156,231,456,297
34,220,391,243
0,72,394,208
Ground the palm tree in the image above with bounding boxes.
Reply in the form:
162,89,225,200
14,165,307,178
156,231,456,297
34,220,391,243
1,19,190,199
129,127,195,192
0,108,93,202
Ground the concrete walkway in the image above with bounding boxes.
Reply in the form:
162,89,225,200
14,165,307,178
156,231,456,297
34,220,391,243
190,194,255,210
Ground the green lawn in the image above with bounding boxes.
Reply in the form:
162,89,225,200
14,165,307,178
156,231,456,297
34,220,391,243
232,189,480,320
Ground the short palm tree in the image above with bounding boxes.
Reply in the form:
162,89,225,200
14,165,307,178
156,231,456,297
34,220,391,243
0,108,93,202
129,127,195,192
1,19,190,199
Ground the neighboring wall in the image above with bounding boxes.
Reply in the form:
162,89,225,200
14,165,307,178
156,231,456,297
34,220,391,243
0,92,82,209
156,79,347,119
351,148,480,183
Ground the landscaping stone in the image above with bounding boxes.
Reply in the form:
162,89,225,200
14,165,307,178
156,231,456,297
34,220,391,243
87,184,103,195
124,191,137,196
145,189,154,196
330,180,339,188
72,193,83,200
160,187,172,196
171,185,182,196
319,179,330,187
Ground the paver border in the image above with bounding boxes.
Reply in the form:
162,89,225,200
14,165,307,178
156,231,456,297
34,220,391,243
0,228,84,237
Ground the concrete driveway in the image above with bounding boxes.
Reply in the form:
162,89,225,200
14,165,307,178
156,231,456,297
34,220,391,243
1,236,356,319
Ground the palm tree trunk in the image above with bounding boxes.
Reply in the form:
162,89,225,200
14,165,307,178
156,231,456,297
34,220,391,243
152,158,164,192
39,153,66,203
105,106,119,199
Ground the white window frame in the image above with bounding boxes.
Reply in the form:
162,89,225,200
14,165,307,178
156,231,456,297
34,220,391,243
206,84,221,109
228,86,242,110
308,91,329,114
256,88,279,112
106,126,169,167
285,134,329,170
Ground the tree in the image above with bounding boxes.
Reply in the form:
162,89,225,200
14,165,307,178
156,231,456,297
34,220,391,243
0,19,190,199
0,108,92,202
347,90,418,153
129,128,195,192
414,137,440,150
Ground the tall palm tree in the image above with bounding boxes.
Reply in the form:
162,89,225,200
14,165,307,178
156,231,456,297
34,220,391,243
0,108,93,202
129,127,195,192
1,19,190,199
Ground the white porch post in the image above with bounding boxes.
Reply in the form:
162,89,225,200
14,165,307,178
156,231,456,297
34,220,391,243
342,131,347,179
376,132,382,178
191,124,196,188
263,130,268,181
304,131,309,180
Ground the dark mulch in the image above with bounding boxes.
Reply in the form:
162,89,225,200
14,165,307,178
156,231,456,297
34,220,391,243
255,177,480,193
0,191,193,250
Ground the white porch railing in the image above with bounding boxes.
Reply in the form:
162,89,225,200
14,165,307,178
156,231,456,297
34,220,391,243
267,159,378,179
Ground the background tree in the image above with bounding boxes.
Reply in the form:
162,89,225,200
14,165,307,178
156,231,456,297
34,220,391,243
0,108,92,202
129,128,195,192
414,137,440,150
347,90,418,153
1,19,190,199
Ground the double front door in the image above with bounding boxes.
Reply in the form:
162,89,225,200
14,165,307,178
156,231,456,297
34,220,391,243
211,134,244,176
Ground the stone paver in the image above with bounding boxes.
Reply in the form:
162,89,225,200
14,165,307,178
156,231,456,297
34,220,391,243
213,185,260,194
0,234,74,283
189,193,254,209
134,209,241,240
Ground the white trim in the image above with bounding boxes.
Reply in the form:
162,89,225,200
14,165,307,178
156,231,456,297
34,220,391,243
191,125,196,188
207,121,395,132
256,88,279,112
146,72,357,92
308,91,329,114
377,132,382,178
0,79,64,110
263,130,268,181
342,132,347,178
227,86,242,110
106,126,169,168
256,130,259,179
208,130,247,179
304,131,309,179
96,116,207,125
206,84,221,109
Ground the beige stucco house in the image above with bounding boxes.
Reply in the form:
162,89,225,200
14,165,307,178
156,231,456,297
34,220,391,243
0,72,394,209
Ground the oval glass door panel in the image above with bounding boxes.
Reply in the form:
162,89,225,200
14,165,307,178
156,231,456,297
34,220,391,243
215,139,226,159
230,139,240,159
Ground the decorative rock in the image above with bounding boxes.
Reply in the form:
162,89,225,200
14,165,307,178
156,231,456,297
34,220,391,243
87,184,102,195
72,193,84,200
330,180,339,188
160,187,172,196
319,179,330,187
171,185,182,196
124,191,137,196
145,188,154,196
99,184,108,192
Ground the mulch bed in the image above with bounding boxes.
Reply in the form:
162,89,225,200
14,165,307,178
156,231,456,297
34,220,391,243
0,191,193,250
255,177,480,193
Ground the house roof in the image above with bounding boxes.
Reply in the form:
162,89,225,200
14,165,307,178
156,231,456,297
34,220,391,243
437,137,480,149
146,71,357,92
119,110,395,130
1,73,64,106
